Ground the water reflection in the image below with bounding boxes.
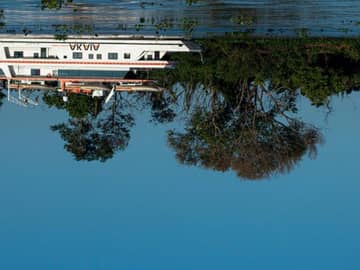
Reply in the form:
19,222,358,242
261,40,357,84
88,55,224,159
156,36,360,179
2,35,359,180
41,0,71,10
43,90,176,161
43,91,134,161
166,86,323,180
157,36,330,179
0,90,5,107
2,0,360,36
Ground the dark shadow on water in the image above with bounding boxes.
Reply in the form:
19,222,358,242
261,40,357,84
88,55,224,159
0,90,5,108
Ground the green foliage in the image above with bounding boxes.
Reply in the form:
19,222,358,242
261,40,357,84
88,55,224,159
158,36,360,106
51,119,113,162
167,88,324,180
47,92,135,162
43,92,99,118
41,0,73,10
53,23,94,40
230,14,255,26
155,18,174,33
51,109,134,162
39,36,360,178
182,18,198,36
154,36,360,179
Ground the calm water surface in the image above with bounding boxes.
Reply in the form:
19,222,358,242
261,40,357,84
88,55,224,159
1,0,360,36
0,1,359,270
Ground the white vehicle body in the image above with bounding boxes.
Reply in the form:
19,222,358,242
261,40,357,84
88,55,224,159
0,34,201,79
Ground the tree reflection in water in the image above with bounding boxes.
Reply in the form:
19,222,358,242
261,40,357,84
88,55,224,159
155,36,360,179
0,90,5,108
41,0,73,10
43,36,360,179
167,86,323,180
45,92,134,162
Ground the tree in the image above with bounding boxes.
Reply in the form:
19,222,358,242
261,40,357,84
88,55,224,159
167,82,323,180
156,36,340,180
43,92,102,118
42,36,360,175
153,36,360,107
50,93,134,162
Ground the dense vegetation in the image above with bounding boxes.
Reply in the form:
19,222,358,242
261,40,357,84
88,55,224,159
43,92,134,162
153,36,360,178
155,36,360,106
41,36,360,179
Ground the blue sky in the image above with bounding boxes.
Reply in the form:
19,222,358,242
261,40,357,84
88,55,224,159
0,91,359,269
